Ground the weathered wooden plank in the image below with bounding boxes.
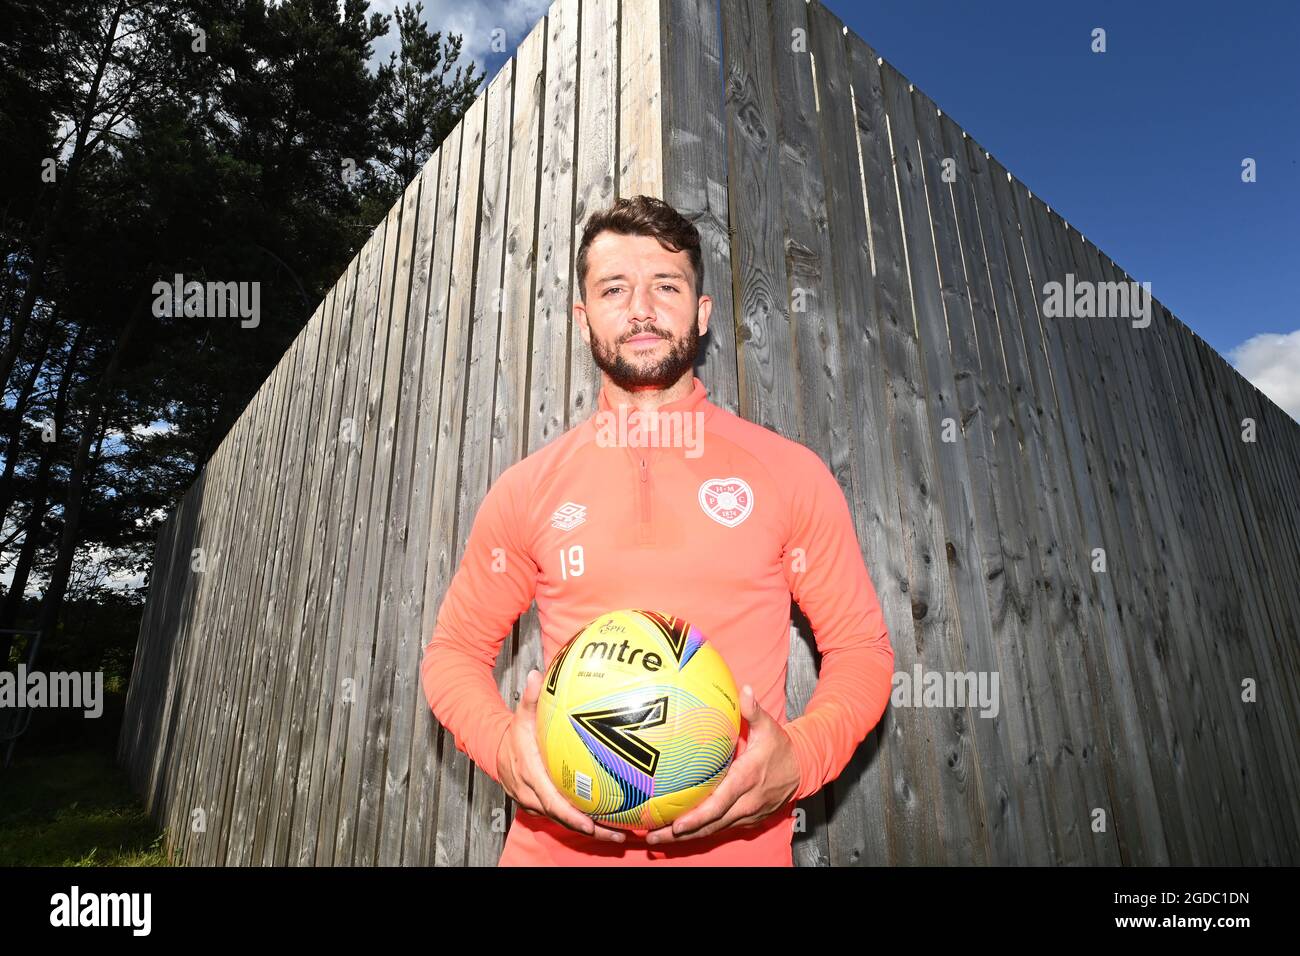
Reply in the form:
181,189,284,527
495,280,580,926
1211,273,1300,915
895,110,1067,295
425,92,489,867
1143,256,1300,860
170,462,223,815
1037,207,1213,865
719,0,821,865
1176,312,1300,855
377,149,444,867
119,480,171,785
567,0,615,427
120,504,166,761
1022,184,1178,865
943,120,1060,865
1173,325,1289,860
211,341,296,864
1074,232,1284,861
1149,301,1263,862
404,120,465,866
134,464,204,824
476,17,548,864
491,17,546,485
1135,296,1247,864
176,404,259,866
328,193,408,864
456,62,515,867
196,373,278,866
1019,180,1144,868
132,478,190,807
960,139,1086,867
286,255,363,865
482,0,577,866
302,221,388,864
1023,195,1166,866
662,0,741,414
913,90,1040,866
983,157,1099,864
347,170,425,866
1212,335,1300,695
242,305,327,866
837,33,947,867
874,54,994,865
136,484,187,803
144,382,254,840
1042,220,1181,865
777,0,856,868
267,280,347,865
1226,358,1300,735
915,98,1066,868
530,0,578,456
804,0,916,870
224,329,307,864
320,195,404,865
619,0,663,196
722,0,797,436
157,392,263,844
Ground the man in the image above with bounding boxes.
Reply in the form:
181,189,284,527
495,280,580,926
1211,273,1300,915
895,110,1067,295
421,195,894,865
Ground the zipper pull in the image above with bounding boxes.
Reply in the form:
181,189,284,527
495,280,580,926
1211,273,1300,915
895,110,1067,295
640,458,647,482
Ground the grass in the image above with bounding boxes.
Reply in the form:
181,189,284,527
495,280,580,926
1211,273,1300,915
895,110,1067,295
0,733,171,867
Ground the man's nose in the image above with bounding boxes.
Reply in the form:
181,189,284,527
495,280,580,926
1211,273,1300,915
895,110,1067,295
626,282,656,321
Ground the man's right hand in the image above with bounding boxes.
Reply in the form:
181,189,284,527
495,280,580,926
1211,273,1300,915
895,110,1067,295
496,668,627,843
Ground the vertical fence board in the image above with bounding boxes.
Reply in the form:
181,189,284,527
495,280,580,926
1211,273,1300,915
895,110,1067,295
427,93,488,867
404,119,465,867
663,0,740,413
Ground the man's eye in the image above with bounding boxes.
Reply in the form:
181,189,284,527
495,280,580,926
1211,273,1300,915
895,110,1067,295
659,285,678,293
603,287,622,296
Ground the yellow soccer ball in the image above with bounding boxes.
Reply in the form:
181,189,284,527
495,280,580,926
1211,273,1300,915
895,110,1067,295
535,609,741,831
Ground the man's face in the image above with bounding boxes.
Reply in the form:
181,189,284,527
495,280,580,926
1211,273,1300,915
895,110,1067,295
575,231,711,391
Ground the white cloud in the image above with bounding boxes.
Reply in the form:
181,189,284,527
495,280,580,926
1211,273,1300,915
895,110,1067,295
1227,329,1300,424
366,0,551,76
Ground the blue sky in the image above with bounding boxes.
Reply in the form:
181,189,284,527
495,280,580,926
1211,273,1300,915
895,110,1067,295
392,0,1300,421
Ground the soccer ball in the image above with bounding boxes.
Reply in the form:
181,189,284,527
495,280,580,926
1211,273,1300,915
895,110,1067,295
535,609,741,831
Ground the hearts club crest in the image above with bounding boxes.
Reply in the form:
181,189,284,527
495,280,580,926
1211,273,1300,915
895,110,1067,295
698,477,754,528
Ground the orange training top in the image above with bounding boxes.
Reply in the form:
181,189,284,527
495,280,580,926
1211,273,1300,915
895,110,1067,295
420,375,894,865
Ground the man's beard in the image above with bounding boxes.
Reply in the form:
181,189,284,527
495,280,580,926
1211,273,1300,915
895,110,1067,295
588,319,700,390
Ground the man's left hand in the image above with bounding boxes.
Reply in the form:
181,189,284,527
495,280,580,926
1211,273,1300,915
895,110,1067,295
644,684,800,844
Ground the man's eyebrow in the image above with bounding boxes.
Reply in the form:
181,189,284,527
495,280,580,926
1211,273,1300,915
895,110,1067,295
595,271,688,285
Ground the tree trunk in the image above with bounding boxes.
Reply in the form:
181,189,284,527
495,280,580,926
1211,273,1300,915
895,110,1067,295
33,300,141,650
0,323,87,668
0,314,65,528
0,0,125,393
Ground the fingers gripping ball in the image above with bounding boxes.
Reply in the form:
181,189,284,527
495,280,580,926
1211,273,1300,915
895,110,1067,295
535,609,741,832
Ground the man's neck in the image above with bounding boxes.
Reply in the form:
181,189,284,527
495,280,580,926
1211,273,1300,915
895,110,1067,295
601,372,694,413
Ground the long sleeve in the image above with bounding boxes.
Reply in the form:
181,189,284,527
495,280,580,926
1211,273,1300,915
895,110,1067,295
420,463,539,786
780,447,895,802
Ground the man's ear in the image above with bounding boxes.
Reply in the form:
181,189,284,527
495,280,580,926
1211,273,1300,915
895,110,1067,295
574,300,591,345
696,294,712,337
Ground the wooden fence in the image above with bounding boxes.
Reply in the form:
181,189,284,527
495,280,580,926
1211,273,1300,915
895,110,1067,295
119,0,1300,865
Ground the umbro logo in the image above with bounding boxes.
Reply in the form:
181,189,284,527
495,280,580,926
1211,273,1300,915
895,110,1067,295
550,501,587,531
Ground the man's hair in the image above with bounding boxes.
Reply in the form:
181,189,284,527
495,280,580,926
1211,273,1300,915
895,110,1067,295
575,195,703,302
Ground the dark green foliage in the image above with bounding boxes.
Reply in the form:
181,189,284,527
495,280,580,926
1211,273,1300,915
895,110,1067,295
0,0,484,694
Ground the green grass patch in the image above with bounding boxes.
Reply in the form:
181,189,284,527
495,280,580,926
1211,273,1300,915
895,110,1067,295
0,747,171,866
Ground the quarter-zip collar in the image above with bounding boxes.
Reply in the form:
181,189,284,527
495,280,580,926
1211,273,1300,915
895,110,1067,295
592,375,714,548
595,375,712,463
594,374,713,421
